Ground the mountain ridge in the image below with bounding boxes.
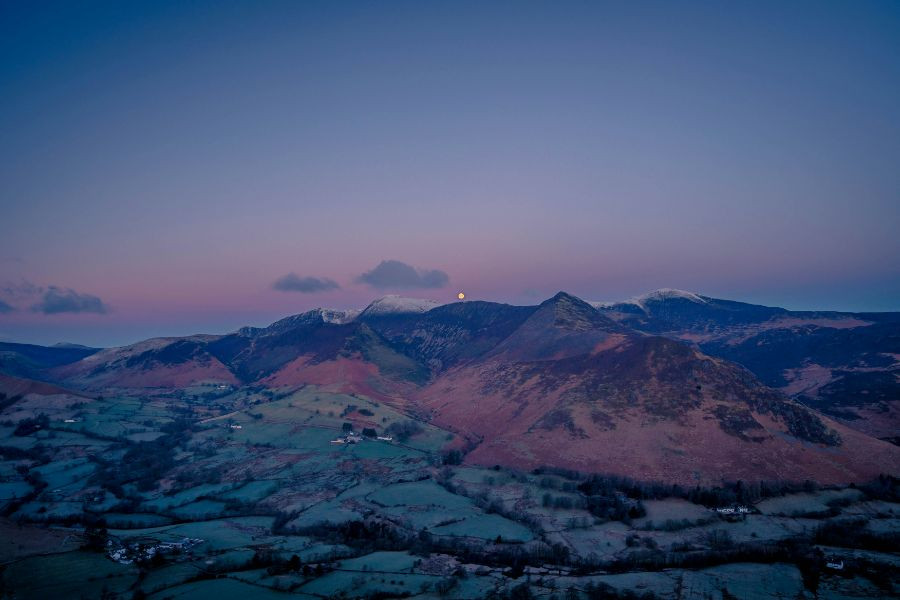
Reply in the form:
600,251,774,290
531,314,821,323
2,291,897,484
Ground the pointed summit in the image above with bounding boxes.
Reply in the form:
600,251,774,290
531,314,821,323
541,291,590,306
537,291,612,331
484,292,626,362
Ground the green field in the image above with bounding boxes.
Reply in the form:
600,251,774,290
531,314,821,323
0,383,896,599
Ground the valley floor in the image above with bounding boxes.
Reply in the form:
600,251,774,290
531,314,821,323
0,383,896,599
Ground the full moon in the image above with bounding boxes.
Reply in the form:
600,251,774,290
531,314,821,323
457,292,465,300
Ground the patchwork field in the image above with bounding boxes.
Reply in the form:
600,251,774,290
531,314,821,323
0,383,896,599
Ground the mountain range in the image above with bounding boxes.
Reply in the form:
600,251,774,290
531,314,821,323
593,289,900,442
1,290,897,485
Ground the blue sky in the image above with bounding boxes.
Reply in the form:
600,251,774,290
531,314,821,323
1,1,899,346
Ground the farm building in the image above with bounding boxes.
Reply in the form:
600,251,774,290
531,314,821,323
716,505,751,514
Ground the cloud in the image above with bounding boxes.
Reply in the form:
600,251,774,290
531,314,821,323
1,280,41,302
272,273,340,293
356,260,449,290
31,287,109,315
0,280,41,312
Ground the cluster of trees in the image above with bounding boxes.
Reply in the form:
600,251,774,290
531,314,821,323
537,476,580,493
484,580,658,600
90,417,195,496
81,517,109,552
858,474,899,502
583,493,644,522
0,444,48,463
814,518,898,553
385,420,423,442
549,468,832,508
13,414,50,437
442,449,464,465
1,466,46,518
248,548,330,579
283,516,568,574
637,517,715,532
0,392,22,412
542,493,580,510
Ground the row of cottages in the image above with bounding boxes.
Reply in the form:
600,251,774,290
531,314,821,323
716,506,752,514
330,436,359,445
108,537,203,565
330,431,394,444
331,431,361,444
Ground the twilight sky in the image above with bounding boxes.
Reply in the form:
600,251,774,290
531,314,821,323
1,1,899,347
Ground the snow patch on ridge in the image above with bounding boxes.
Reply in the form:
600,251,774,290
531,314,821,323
591,289,708,311
317,308,361,324
239,298,439,338
637,288,708,305
359,295,443,317
243,307,361,337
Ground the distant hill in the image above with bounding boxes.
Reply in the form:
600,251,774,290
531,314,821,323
0,341,100,381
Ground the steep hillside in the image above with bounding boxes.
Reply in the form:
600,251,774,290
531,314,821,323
596,291,900,441
209,306,429,389
362,300,537,371
54,336,238,389
0,372,89,400
51,303,428,391
256,322,429,400
416,294,898,484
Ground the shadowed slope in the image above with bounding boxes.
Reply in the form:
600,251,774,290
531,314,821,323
416,294,898,484
596,290,900,441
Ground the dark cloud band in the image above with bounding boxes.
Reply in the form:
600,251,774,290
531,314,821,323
272,274,340,293
31,287,108,315
356,260,449,290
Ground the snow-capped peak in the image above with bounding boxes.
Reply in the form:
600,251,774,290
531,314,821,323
591,289,707,311
636,289,707,305
359,295,443,317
